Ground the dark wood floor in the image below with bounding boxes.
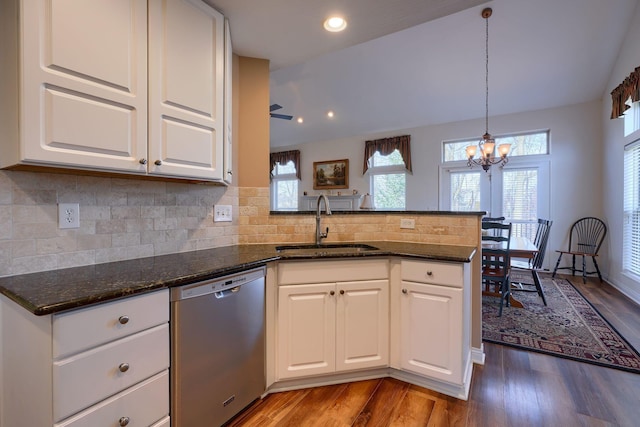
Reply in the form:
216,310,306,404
228,275,640,427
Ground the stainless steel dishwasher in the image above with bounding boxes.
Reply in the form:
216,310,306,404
170,267,265,427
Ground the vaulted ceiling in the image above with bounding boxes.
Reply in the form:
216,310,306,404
208,0,639,147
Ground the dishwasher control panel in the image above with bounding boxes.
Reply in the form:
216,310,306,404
171,267,265,301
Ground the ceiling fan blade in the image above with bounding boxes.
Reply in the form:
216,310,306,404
270,113,293,120
269,104,283,112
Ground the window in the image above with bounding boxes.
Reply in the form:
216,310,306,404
441,130,550,242
624,139,640,277
369,150,406,209
443,130,549,162
271,161,298,210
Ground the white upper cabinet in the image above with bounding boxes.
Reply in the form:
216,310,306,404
148,0,225,180
14,0,148,173
0,0,229,182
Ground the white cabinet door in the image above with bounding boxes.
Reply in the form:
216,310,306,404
20,0,148,172
336,280,389,371
399,281,463,383
148,0,224,180
277,283,336,380
223,18,233,184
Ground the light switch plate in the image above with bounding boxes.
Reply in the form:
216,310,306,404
213,205,232,222
400,218,415,229
58,203,80,229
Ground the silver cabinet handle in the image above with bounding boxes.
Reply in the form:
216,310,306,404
329,290,335,296
139,158,147,165
402,289,408,294
119,417,130,426
227,170,233,175
154,160,162,166
118,363,130,373
118,315,129,325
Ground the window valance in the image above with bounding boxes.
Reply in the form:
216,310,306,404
610,66,640,119
270,150,301,180
362,135,412,174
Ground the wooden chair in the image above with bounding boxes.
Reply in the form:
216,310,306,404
511,219,553,305
552,217,607,283
482,221,512,316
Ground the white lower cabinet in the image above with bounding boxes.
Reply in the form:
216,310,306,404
270,256,473,400
0,289,170,427
395,259,471,386
276,260,389,380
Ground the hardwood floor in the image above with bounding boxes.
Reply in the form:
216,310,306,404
228,276,640,427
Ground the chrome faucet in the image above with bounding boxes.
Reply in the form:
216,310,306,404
315,194,332,245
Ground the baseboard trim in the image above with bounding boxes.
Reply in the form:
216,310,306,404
472,344,485,365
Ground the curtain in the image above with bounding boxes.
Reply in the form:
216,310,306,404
269,150,301,180
362,135,412,174
610,66,640,119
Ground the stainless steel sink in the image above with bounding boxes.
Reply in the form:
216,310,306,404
275,243,379,256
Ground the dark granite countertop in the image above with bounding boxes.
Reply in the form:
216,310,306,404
0,241,476,316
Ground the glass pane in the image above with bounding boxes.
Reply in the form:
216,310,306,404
496,132,548,156
274,160,296,175
624,142,640,275
372,173,405,209
503,169,538,240
443,140,475,162
372,149,404,166
450,171,480,211
275,180,298,210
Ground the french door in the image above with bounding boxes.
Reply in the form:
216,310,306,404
440,159,550,241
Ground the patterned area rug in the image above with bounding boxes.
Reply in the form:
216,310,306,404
482,272,640,374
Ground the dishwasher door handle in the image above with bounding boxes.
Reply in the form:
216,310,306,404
214,286,241,299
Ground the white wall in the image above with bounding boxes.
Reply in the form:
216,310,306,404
277,100,605,273
602,1,640,304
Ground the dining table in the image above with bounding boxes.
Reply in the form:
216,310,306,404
482,235,541,309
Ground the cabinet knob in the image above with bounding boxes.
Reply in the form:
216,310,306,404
119,417,130,426
426,271,433,276
402,288,408,294
154,160,162,166
118,315,130,325
339,290,345,295
139,158,147,165
227,170,233,175
329,290,335,296
118,363,130,373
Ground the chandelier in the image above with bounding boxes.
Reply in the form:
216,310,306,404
466,8,510,172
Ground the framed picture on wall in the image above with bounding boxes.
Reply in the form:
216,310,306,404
313,159,349,190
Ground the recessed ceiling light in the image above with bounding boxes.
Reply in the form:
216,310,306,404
327,111,335,118
323,16,347,32
297,117,304,124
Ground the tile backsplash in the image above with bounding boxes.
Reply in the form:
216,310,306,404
0,170,238,277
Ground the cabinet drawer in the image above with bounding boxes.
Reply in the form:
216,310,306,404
53,324,169,422
401,259,463,288
278,259,388,285
53,289,169,358
54,370,169,427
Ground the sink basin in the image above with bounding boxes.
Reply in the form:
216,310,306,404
276,243,379,255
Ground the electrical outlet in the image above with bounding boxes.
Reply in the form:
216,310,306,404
58,203,80,229
400,218,415,229
213,204,232,222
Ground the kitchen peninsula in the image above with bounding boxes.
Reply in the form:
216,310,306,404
1,234,479,426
